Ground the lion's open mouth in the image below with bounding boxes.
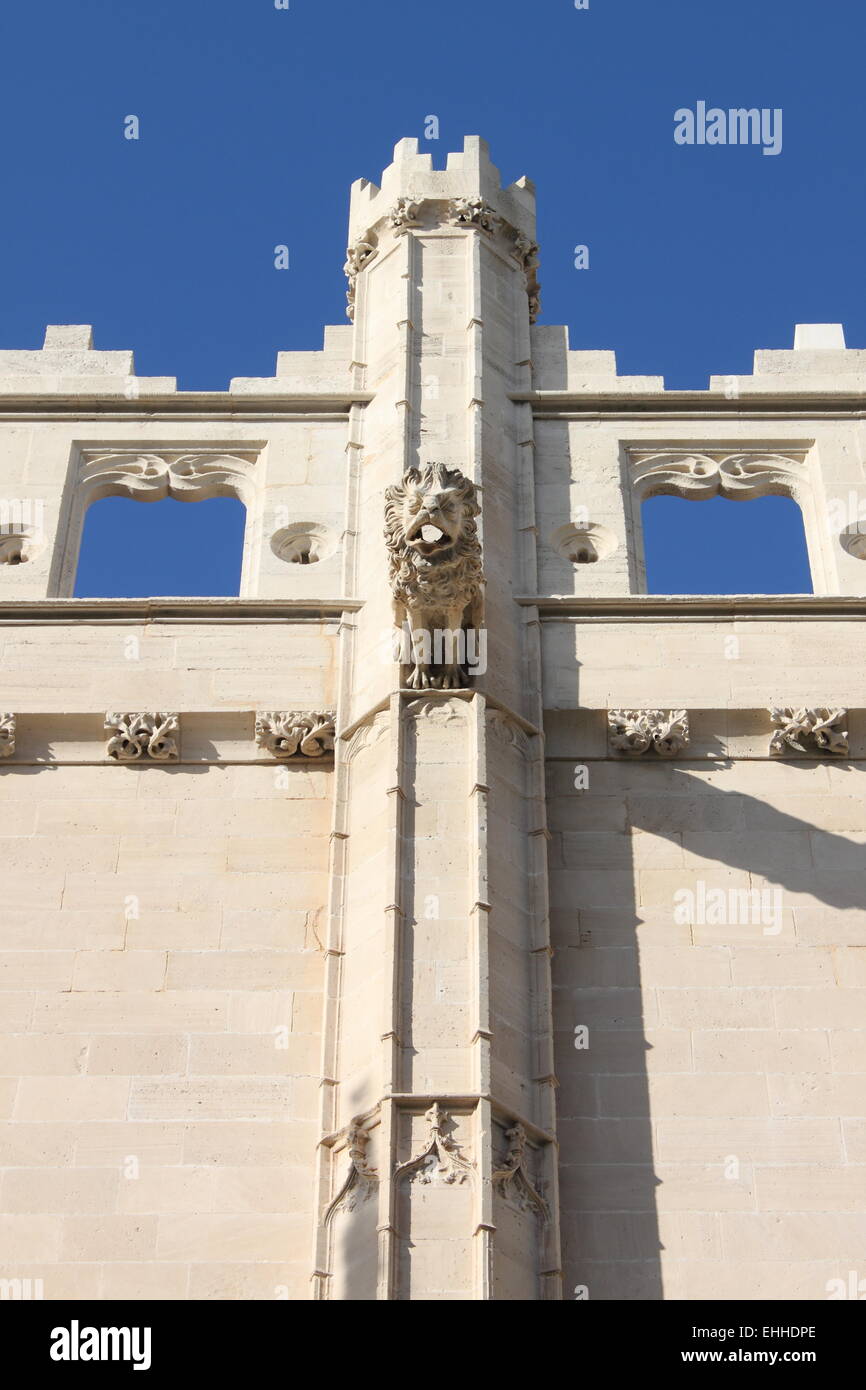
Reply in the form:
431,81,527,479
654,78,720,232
408,522,454,556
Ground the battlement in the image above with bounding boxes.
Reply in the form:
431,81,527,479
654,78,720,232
707,323,866,395
348,135,537,243
0,325,176,397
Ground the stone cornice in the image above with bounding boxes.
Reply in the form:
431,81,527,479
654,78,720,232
512,390,866,418
0,392,373,421
519,595,866,619
0,597,362,624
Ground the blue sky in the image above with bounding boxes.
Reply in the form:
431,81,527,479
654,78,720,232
4,0,858,595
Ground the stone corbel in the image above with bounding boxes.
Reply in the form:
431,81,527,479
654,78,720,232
608,709,690,758
768,707,849,757
255,711,336,759
105,712,179,762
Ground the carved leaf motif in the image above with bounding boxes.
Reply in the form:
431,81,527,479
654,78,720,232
256,711,336,758
630,450,806,501
79,451,257,503
395,1103,474,1187
105,712,179,762
343,710,390,764
404,697,467,725
487,709,531,756
608,709,689,759
768,707,848,758
449,197,502,235
389,197,423,231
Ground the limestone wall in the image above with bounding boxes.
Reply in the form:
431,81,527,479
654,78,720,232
546,614,866,1300
0,619,335,1300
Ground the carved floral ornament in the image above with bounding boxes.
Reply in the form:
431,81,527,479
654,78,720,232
768,707,849,758
255,711,336,759
628,449,809,503
105,712,179,762
345,197,541,321
395,1103,474,1186
608,709,690,759
92,711,337,763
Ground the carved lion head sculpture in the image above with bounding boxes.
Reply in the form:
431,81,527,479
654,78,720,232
383,463,483,611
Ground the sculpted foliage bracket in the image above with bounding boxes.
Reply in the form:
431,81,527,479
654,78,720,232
608,709,690,758
256,711,336,759
105,712,179,762
768,707,849,757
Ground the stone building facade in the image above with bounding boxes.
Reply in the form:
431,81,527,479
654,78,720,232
0,137,864,1301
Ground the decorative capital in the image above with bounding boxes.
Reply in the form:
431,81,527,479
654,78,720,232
768,707,849,757
256,711,336,759
609,709,690,758
105,712,179,762
0,713,15,757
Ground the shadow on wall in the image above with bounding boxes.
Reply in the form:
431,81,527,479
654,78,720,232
551,761,866,1301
